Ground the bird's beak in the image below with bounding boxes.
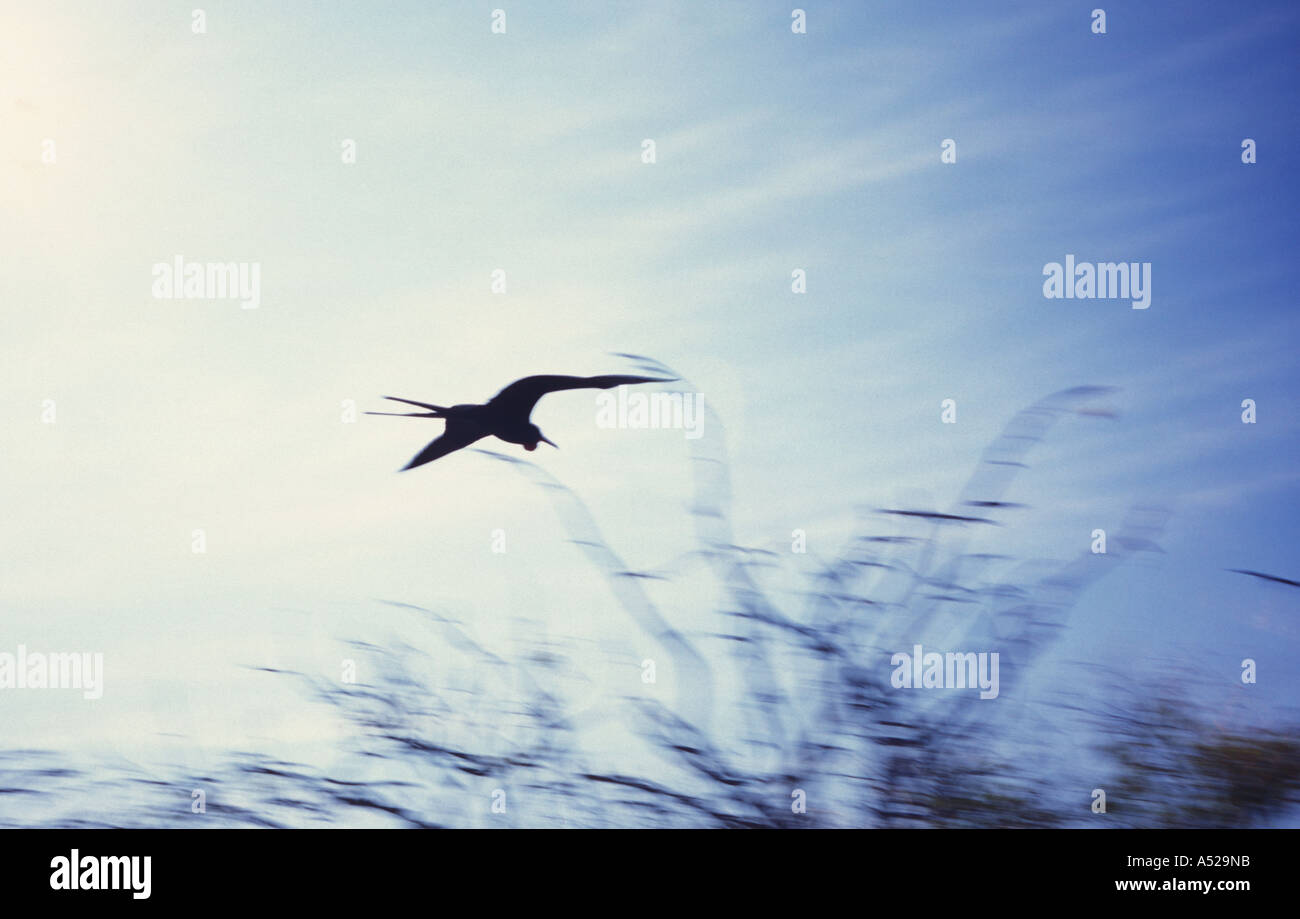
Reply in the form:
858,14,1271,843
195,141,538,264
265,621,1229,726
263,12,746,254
540,435,558,449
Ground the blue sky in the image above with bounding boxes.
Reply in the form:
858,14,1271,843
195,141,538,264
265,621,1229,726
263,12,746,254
1,0,1297,798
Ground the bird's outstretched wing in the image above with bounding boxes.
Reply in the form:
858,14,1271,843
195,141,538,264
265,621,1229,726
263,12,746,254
402,420,487,470
487,374,676,418
1229,569,1300,589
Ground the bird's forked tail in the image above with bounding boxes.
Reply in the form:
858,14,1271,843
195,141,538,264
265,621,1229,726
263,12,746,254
364,396,448,418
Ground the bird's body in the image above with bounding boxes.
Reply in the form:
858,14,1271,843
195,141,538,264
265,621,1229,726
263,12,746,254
368,373,675,470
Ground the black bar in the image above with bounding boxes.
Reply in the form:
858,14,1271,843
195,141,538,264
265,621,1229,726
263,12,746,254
0,829,1284,905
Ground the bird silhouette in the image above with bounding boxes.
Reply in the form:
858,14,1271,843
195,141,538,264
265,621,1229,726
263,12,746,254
368,374,677,470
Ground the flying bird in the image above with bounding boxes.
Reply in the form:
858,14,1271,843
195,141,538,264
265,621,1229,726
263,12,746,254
368,373,676,470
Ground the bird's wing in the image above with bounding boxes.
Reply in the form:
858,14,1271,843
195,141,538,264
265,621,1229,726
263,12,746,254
401,421,487,470
487,374,676,417
1229,569,1300,589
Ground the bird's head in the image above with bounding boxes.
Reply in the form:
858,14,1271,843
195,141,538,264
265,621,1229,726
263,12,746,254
524,424,557,451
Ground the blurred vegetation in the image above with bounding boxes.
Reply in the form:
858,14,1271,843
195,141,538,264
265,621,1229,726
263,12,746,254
1089,679,1300,829
1,376,1296,828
